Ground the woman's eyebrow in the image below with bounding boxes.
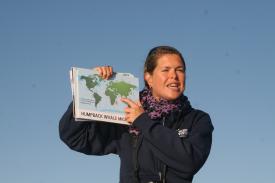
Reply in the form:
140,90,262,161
161,66,184,69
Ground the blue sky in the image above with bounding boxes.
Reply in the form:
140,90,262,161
0,0,274,182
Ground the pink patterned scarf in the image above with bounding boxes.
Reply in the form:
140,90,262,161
140,88,187,119
129,88,189,135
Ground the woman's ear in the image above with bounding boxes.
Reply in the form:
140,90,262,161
144,72,153,88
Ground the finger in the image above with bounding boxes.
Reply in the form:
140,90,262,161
124,107,133,113
124,114,133,124
107,66,113,79
103,66,113,79
121,98,137,108
124,113,130,121
102,67,108,79
95,67,103,76
125,117,132,124
137,100,142,107
95,66,113,80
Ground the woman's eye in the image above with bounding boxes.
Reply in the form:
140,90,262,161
176,69,184,72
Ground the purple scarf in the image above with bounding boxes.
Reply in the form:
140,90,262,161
129,88,189,135
139,88,185,120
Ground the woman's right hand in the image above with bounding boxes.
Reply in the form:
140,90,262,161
95,66,113,79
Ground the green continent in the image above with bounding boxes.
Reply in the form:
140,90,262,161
80,74,103,90
105,81,136,105
105,88,117,105
93,92,102,107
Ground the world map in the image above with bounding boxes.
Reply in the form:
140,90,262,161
75,69,139,114
80,74,137,107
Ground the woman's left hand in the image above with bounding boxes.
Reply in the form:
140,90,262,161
121,98,144,124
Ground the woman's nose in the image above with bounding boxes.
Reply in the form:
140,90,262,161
169,70,177,79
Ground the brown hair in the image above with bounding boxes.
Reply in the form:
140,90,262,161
144,46,186,88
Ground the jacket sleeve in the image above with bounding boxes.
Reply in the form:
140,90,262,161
132,111,213,176
59,102,126,155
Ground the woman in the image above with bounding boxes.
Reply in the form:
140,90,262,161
59,46,214,183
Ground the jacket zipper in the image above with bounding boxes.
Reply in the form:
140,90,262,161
162,117,166,126
158,117,166,182
132,134,139,183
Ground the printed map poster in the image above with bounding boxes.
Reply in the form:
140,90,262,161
70,67,139,125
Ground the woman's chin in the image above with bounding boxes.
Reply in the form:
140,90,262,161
164,93,182,101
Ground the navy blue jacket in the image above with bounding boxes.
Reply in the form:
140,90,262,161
59,102,213,183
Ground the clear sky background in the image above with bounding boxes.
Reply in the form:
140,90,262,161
1,0,274,182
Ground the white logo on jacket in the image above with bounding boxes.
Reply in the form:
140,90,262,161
177,129,188,138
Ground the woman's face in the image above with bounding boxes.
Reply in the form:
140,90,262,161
145,54,185,101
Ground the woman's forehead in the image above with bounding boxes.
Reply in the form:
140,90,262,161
156,54,184,67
